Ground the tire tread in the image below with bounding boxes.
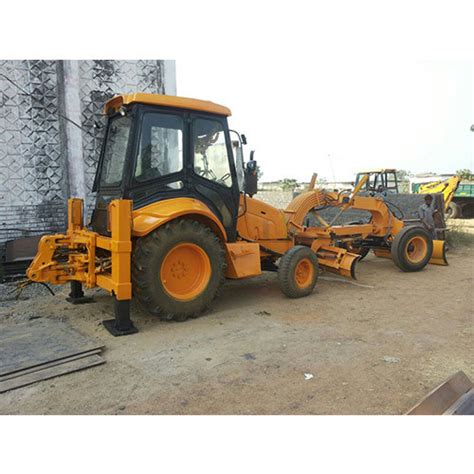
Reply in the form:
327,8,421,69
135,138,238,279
278,245,318,298
132,219,226,321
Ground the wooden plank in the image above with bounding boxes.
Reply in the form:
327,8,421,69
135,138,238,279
407,371,473,415
0,349,102,382
0,355,105,393
0,320,104,377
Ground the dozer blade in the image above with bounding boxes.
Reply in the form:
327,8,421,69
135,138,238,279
338,252,359,279
429,239,448,266
316,246,360,279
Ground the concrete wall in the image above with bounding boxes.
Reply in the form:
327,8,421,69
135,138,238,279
256,190,294,209
0,60,176,251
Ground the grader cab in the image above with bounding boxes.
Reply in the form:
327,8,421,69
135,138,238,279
27,93,448,336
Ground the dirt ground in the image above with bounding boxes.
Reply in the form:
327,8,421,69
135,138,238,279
450,218,474,235
0,236,473,415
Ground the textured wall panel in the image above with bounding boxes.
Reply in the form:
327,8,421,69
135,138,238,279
0,60,65,247
0,60,171,257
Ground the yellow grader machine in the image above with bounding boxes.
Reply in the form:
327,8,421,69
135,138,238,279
27,93,447,335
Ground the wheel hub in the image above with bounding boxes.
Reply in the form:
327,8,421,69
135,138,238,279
294,258,314,288
160,243,211,301
170,260,187,279
406,236,428,264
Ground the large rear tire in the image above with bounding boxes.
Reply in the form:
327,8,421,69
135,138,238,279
132,219,226,321
391,226,433,272
278,245,319,298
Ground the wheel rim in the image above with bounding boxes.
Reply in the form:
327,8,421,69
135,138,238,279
405,236,428,264
160,243,211,301
294,258,314,289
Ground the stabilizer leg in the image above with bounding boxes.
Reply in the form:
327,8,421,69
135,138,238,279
103,297,138,336
66,281,94,304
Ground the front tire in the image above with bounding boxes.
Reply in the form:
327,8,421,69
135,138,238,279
278,245,319,298
132,219,225,321
391,226,433,272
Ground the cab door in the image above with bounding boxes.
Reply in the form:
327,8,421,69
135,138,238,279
189,114,240,241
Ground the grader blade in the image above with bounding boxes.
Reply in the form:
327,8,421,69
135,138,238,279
429,240,448,266
316,246,360,279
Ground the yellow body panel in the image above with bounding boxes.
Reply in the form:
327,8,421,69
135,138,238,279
105,93,231,116
225,242,262,279
132,197,227,241
237,195,288,240
235,195,293,257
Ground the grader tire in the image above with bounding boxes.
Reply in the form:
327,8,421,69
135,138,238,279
278,245,319,298
132,219,226,321
391,226,433,272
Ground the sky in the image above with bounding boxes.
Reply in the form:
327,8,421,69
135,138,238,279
5,1,473,184
177,59,473,183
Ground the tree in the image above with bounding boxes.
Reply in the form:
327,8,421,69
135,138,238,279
456,168,474,180
396,169,411,181
279,178,298,191
256,164,263,180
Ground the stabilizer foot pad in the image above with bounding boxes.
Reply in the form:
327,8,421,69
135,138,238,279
102,319,138,337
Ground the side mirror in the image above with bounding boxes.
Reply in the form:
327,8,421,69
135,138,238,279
244,151,258,197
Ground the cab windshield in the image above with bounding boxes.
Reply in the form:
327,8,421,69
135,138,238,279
99,115,132,187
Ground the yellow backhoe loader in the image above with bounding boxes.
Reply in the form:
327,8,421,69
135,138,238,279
354,169,462,217
416,176,461,218
27,93,448,335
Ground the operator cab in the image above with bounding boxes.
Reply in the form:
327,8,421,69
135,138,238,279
91,93,256,241
354,169,399,195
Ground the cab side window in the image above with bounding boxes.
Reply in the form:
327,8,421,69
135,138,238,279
135,112,183,182
193,118,232,188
